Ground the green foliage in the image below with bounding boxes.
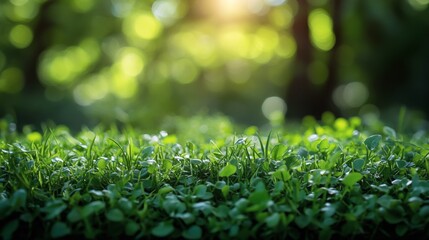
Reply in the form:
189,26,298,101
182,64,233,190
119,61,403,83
219,163,237,177
0,116,429,239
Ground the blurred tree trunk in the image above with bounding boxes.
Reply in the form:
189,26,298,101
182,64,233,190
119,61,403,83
24,0,54,92
286,0,341,119
324,0,342,116
286,0,313,118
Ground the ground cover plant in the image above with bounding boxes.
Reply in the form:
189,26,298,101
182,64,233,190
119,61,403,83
0,116,429,239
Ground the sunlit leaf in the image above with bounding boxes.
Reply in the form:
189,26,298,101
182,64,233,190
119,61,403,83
219,163,236,177
343,172,363,187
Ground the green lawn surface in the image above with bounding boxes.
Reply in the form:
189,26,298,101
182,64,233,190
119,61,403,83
0,116,428,239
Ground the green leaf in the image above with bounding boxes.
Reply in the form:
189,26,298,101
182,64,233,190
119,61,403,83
67,207,81,223
158,186,174,195
163,197,186,214
364,134,382,151
383,126,397,139
352,159,365,171
284,156,301,169
212,205,229,218
176,212,196,224
295,215,311,228
42,200,67,220
0,199,12,218
1,220,19,240
194,185,207,196
321,203,337,217
377,195,394,208
221,185,230,198
82,201,105,218
118,198,133,212
266,213,280,228
418,206,429,217
395,224,407,237
396,160,406,169
379,206,405,224
228,225,239,237
186,142,194,152
249,190,270,205
125,220,140,236
219,163,236,177
317,139,330,151
343,172,363,187
194,185,213,200
10,189,27,209
193,202,212,213
190,159,202,165
106,208,124,222
152,221,174,237
271,144,287,160
97,158,106,170
51,222,71,238
273,165,291,181
182,225,202,240
141,146,154,159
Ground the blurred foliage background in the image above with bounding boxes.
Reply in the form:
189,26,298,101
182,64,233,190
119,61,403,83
0,0,428,130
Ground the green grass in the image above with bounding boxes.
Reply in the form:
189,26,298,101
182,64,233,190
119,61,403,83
0,116,429,239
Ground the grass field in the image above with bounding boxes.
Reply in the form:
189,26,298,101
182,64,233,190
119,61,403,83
1,116,428,239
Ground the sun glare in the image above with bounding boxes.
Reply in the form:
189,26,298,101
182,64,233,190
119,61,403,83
217,0,248,19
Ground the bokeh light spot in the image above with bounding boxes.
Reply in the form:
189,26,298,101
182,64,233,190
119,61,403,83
152,0,186,25
333,82,369,109
265,0,286,7
70,0,95,13
110,73,138,99
276,34,296,59
257,26,279,52
117,47,145,77
408,0,429,10
9,24,33,49
73,75,109,106
308,8,335,51
247,0,268,15
219,28,250,58
269,5,293,29
6,1,39,22
359,104,380,126
39,40,99,87
10,0,28,6
172,58,199,84
133,13,163,40
334,118,348,131
226,60,252,84
171,31,218,67
262,96,287,120
212,0,249,20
